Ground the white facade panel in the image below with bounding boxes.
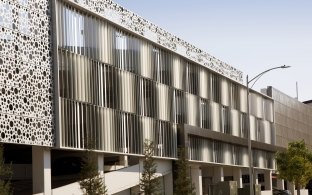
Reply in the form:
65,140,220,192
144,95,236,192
157,83,171,121
199,68,209,99
171,56,184,90
139,41,153,79
186,93,199,127
239,87,247,113
231,109,240,137
221,78,230,106
250,93,264,118
211,101,221,132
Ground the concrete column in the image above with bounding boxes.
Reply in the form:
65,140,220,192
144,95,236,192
287,181,295,195
191,165,203,195
277,179,284,190
233,168,243,188
164,172,173,195
213,166,224,184
253,169,258,185
32,146,51,195
98,153,104,176
119,155,128,167
264,170,272,191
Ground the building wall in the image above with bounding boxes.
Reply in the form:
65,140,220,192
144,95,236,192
0,0,54,146
62,0,243,83
264,87,312,149
54,0,275,169
0,0,276,170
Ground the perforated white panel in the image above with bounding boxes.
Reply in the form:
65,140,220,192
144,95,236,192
0,0,54,146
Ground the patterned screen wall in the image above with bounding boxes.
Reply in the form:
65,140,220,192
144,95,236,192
0,0,54,146
189,136,275,169
56,0,275,163
63,0,243,83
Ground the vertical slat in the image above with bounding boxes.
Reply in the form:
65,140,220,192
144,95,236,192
77,103,81,148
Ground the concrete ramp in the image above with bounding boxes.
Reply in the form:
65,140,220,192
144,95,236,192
52,159,172,195
106,159,172,194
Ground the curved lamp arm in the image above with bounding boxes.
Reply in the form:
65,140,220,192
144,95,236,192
248,65,291,88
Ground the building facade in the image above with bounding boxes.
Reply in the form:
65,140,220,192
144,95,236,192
0,0,297,195
263,87,312,149
262,87,312,194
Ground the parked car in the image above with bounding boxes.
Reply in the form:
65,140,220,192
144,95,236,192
273,188,292,195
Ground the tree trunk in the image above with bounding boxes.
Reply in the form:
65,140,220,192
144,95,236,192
296,184,300,195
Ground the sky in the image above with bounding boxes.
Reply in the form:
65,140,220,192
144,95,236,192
114,0,312,101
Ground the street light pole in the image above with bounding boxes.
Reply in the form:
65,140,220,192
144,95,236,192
246,65,290,195
246,74,254,195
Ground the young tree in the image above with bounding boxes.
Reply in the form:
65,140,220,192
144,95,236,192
0,144,12,195
79,141,107,195
174,147,195,195
275,140,312,195
140,140,160,195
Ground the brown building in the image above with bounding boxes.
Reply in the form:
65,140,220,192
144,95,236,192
263,86,312,149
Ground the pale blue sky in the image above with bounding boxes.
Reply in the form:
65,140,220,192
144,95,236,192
114,0,312,101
